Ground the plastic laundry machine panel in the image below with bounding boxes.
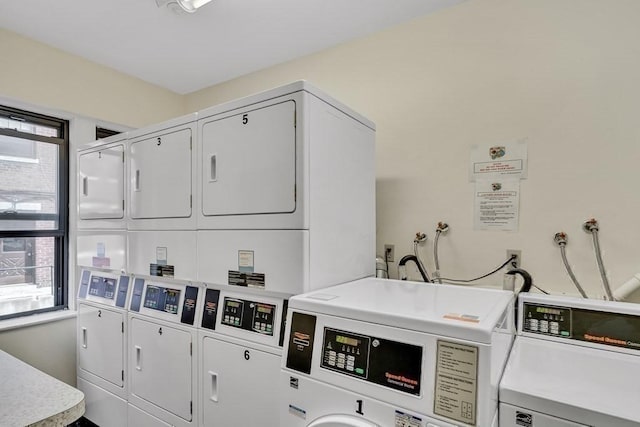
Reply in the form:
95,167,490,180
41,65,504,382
196,80,376,232
76,268,132,427
78,303,125,386
200,99,296,218
128,230,197,281
77,230,126,271
197,229,307,295
197,285,288,427
127,276,202,427
499,293,640,427
77,133,127,230
201,335,281,426
281,278,514,427
128,113,197,231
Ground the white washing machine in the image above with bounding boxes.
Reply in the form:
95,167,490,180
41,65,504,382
127,275,202,427
499,294,640,427
77,268,132,427
281,277,515,427
197,284,287,426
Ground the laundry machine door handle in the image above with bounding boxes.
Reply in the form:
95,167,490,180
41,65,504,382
81,327,87,349
208,371,218,402
135,345,142,371
308,414,379,427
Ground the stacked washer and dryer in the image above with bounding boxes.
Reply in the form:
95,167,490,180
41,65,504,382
193,81,376,427
75,81,376,426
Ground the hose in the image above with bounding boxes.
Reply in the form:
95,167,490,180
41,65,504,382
583,220,614,301
554,232,588,299
559,244,588,298
591,228,614,301
433,230,442,284
398,254,431,282
432,222,448,284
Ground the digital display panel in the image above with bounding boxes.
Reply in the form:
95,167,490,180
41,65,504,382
88,275,116,300
221,298,276,336
258,305,272,314
321,327,422,396
336,335,360,347
524,302,640,352
143,285,181,315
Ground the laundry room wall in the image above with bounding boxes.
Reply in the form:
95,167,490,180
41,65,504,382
0,317,76,385
187,0,640,301
0,28,185,384
0,28,184,128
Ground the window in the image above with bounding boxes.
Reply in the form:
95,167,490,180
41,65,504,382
0,106,68,319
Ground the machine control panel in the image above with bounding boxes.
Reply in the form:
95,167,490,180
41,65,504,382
523,302,640,352
523,304,571,337
321,328,370,378
319,327,423,396
220,297,276,336
89,275,117,300
144,285,181,314
78,269,130,308
130,279,200,325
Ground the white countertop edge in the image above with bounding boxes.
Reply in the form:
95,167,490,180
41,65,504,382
0,310,77,333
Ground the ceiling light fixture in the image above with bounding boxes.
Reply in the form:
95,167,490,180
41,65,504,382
176,0,214,13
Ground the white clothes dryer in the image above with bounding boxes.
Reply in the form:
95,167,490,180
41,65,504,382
197,284,288,427
281,277,515,427
127,275,202,427
76,268,132,427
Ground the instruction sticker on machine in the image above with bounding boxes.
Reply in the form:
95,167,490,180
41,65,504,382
434,340,478,426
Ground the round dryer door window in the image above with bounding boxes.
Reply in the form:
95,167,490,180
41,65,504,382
307,415,379,427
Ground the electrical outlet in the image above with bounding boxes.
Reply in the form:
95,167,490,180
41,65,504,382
506,249,521,269
384,244,395,262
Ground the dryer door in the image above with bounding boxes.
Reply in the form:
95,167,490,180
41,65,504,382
308,415,379,427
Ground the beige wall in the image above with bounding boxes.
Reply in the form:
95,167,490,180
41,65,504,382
0,28,184,128
0,317,77,385
0,29,185,383
187,0,640,300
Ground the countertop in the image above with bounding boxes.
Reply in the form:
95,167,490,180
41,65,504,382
0,350,84,427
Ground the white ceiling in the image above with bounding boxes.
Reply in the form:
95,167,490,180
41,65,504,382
0,0,465,94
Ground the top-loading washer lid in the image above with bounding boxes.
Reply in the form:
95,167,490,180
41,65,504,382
289,277,514,344
308,414,378,427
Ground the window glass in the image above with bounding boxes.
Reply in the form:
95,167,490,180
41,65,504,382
0,106,67,320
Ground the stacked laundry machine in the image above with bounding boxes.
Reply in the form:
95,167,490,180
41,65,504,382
75,80,376,426
193,81,376,427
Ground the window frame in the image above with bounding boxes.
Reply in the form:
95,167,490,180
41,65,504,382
96,127,121,140
0,105,69,320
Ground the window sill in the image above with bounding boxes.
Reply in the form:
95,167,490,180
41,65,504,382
0,310,76,333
